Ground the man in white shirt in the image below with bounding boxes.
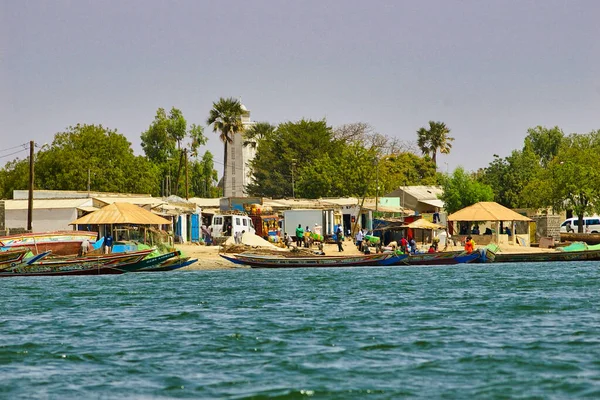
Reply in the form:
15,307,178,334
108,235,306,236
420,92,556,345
356,229,364,250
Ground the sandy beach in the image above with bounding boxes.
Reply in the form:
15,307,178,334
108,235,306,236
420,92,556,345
175,237,555,270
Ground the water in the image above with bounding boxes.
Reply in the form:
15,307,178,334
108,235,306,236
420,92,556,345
1,262,599,399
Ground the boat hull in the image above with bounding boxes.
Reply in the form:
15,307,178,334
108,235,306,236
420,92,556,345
0,231,98,256
494,248,600,263
220,252,401,268
0,249,154,277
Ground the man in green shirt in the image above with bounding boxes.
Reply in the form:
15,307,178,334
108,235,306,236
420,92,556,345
295,224,304,247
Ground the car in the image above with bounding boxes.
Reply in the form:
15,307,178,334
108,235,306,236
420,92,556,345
560,216,600,233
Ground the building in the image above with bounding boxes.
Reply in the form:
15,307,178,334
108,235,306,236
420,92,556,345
224,102,256,197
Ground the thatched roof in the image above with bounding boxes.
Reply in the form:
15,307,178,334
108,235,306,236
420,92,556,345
70,202,171,226
447,202,532,222
402,218,445,230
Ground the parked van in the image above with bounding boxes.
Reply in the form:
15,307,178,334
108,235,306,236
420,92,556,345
560,216,600,233
211,213,256,238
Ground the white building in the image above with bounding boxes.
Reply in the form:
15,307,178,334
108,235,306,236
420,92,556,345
224,102,256,197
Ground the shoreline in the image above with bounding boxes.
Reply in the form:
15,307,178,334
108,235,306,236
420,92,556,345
175,239,556,271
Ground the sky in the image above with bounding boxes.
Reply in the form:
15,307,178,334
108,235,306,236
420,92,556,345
2,0,599,176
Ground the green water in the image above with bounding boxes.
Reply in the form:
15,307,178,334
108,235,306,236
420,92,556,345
1,262,599,399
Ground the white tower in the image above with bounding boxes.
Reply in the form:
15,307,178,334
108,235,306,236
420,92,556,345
224,102,256,197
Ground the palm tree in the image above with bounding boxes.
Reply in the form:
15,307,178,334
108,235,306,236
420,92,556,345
243,122,276,148
206,97,245,196
416,121,454,168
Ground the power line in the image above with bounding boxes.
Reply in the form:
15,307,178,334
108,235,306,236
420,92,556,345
0,143,28,154
0,148,28,159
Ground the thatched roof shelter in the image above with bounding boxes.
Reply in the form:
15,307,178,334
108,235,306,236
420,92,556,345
447,202,531,222
70,202,171,226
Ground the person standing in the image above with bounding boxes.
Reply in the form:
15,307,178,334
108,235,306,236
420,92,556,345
356,229,364,250
295,224,304,247
336,226,344,252
104,233,113,254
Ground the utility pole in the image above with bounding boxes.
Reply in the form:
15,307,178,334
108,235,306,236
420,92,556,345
87,168,91,197
291,159,297,198
184,149,189,200
27,141,34,231
375,158,379,212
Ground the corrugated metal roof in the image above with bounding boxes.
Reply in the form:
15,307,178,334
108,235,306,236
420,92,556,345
188,197,222,207
94,196,164,206
70,202,172,225
420,199,445,208
385,185,443,200
5,198,92,210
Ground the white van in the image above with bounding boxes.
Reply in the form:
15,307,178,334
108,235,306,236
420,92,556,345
211,213,256,238
560,216,600,233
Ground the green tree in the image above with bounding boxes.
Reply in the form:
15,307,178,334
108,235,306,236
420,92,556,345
189,151,219,197
141,107,207,197
377,153,439,195
416,121,454,167
32,124,160,194
523,131,600,232
524,126,564,167
479,144,542,208
297,142,378,198
206,97,245,196
0,158,30,198
439,167,494,214
247,119,339,198
243,122,276,148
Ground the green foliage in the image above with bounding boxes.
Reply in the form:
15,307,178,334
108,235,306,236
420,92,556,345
189,152,220,197
247,119,339,198
416,121,454,167
141,107,208,197
439,167,494,214
525,130,600,231
524,126,564,167
479,145,542,208
243,122,276,148
31,124,160,195
141,108,175,164
0,158,30,198
297,142,378,198
378,153,439,195
247,119,440,199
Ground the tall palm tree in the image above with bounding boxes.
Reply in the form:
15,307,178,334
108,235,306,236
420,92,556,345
206,97,245,196
416,121,454,168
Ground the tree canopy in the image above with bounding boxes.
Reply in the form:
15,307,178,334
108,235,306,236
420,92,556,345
438,167,494,214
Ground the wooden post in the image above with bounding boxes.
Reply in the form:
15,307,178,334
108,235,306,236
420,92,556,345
27,141,34,232
185,149,189,200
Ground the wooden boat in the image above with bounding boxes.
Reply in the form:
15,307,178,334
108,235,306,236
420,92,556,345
494,248,600,263
0,250,53,271
0,249,154,277
0,231,98,256
220,252,405,268
136,256,198,272
116,250,182,273
0,249,30,269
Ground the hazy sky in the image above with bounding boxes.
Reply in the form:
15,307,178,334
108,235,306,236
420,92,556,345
2,0,599,176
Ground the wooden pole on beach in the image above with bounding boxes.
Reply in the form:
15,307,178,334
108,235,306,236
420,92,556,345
185,149,189,200
27,141,34,232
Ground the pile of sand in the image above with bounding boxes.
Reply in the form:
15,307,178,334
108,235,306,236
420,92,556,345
223,233,281,249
